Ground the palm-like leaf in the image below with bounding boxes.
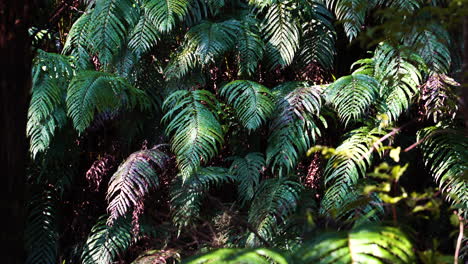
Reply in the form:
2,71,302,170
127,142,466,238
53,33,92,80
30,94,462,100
247,178,303,246
229,152,265,204
28,50,74,157
89,0,139,65
62,12,93,69
267,82,325,176
162,90,224,178
320,126,385,214
186,20,240,64
171,167,233,228
183,248,289,264
81,216,133,264
404,23,451,74
107,148,169,224
25,188,59,264
325,74,379,126
145,0,190,33
237,15,264,77
325,0,368,40
128,6,160,56
262,1,300,69
420,74,459,123
66,70,148,133
295,225,415,263
164,44,199,80
220,80,274,131
418,126,468,211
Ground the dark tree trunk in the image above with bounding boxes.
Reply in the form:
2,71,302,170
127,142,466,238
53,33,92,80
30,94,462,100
0,0,32,262
463,16,468,129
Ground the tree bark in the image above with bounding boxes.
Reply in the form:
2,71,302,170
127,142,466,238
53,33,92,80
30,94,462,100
0,0,32,262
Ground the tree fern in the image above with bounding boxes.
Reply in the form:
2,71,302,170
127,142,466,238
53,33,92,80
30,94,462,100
320,126,386,215
107,148,169,224
28,50,74,158
162,89,224,178
237,15,264,77
220,80,274,131
62,12,93,70
267,82,325,176
262,1,300,69
186,20,240,64
183,248,289,264
325,74,379,126
418,126,468,211
247,178,303,246
229,152,265,204
403,22,451,74
81,216,133,264
171,167,233,229
325,0,369,41
66,70,148,133
145,0,190,33
89,0,139,65
25,188,59,264
295,225,415,263
128,6,160,56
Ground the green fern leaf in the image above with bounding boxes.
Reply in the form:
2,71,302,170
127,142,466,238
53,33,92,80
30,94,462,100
145,0,190,33
295,225,416,263
326,0,368,41
62,12,93,69
229,152,265,204
262,1,300,69
220,80,274,131
89,0,139,65
128,7,160,56
162,90,224,178
237,15,264,76
81,216,133,264
25,188,59,264
164,44,199,80
171,167,233,228
107,149,169,224
66,71,148,133
247,178,303,246
325,74,379,126
267,82,325,176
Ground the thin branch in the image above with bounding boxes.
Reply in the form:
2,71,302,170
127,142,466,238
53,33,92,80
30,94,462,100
454,211,465,264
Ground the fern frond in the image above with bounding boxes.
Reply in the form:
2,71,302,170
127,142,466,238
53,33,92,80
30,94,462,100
267,82,325,176
62,12,93,69
145,0,190,33
297,1,336,70
25,188,59,264
325,74,379,126
81,216,133,264
220,80,274,131
162,90,224,178
229,152,265,204
420,74,459,123
171,167,233,228
66,70,148,133
183,248,289,264
295,225,416,263
418,126,468,210
247,178,303,246
107,149,169,224
326,0,368,40
164,44,199,80
128,6,160,56
404,22,451,74
186,20,240,64
262,1,300,69
89,0,139,65
320,126,385,214
28,50,74,157
237,15,264,77
376,0,421,11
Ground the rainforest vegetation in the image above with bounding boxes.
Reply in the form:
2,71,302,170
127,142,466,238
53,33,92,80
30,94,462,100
2,0,468,263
